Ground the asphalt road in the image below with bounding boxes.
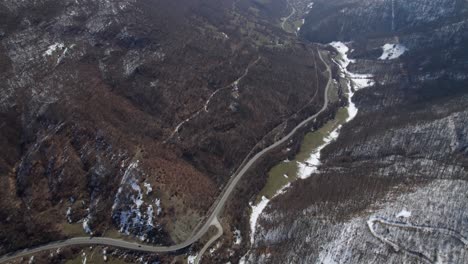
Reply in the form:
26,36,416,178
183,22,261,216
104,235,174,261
194,217,223,264
0,49,332,263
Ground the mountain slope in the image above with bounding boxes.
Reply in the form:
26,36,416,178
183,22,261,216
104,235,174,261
238,0,468,263
0,0,325,254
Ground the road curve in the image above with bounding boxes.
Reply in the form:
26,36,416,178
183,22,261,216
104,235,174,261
280,0,296,32
367,216,468,263
194,217,223,264
0,49,332,263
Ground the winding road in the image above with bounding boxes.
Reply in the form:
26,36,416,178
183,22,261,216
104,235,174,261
367,216,468,263
280,0,296,32
0,50,332,264
194,217,223,264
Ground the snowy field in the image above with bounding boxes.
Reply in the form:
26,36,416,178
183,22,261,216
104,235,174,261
378,43,408,60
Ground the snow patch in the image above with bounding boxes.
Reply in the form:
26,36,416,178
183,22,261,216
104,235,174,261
330,42,352,62
305,2,314,15
82,252,87,264
379,43,408,60
43,43,64,57
112,160,158,241
249,183,291,244
330,41,375,90
102,248,108,262
250,196,270,244
396,209,412,218
348,72,375,89
147,205,154,227
143,182,153,195
187,254,197,264
234,229,242,245
239,254,247,264
346,85,358,122
297,127,341,179
330,41,375,122
209,242,222,254
66,207,72,223
155,198,162,216
82,214,93,235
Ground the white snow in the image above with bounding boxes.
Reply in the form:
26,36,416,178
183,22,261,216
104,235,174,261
102,248,107,261
297,20,305,32
233,229,242,245
277,183,291,196
187,254,197,264
396,209,412,218
330,42,352,62
147,205,154,227
315,222,359,264
249,184,291,244
311,179,468,264
43,43,64,57
66,207,72,223
209,242,221,254
239,252,249,264
297,127,341,179
330,41,375,122
379,43,408,60
131,181,140,192
296,42,376,180
28,256,34,264
330,41,375,90
56,47,69,64
250,196,270,244
131,181,144,209
155,198,162,216
143,182,153,195
346,85,359,122
112,160,157,239
348,72,375,89
82,215,93,234
81,252,87,264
